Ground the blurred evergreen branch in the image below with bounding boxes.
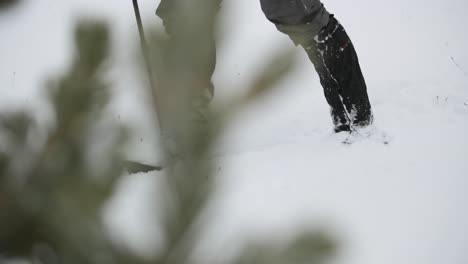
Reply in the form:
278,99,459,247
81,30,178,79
0,21,140,264
0,1,338,264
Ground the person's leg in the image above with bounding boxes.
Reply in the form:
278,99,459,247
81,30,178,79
154,0,221,158
156,0,219,122
260,0,372,132
309,15,372,130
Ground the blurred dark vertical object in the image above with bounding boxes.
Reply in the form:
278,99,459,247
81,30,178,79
131,0,163,130
0,0,21,11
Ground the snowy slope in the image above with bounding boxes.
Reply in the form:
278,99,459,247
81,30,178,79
1,0,468,264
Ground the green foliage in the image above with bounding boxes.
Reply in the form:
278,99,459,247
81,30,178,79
234,231,335,264
0,1,338,264
0,21,135,264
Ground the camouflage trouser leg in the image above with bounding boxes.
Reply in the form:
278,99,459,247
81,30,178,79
156,0,218,123
155,0,220,158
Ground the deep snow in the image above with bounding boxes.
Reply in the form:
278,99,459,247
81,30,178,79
1,0,468,264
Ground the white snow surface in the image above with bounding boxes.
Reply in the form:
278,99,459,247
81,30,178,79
1,0,468,264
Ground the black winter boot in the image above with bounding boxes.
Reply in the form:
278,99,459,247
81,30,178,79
303,15,373,132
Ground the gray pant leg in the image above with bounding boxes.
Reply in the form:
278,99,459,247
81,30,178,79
260,0,330,45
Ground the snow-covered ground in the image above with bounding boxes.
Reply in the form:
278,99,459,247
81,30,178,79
1,0,468,264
